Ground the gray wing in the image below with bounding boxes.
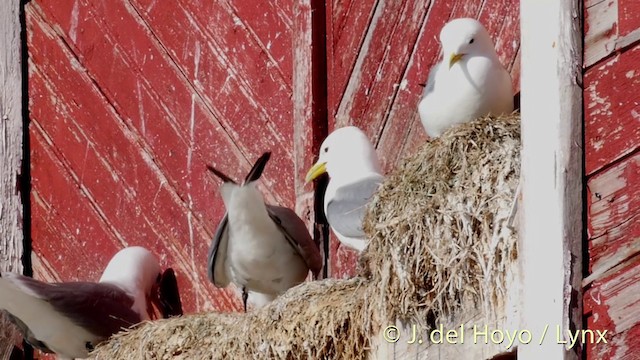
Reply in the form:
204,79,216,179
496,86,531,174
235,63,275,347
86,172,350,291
207,213,231,287
8,275,140,339
422,62,441,98
326,173,384,238
267,206,323,276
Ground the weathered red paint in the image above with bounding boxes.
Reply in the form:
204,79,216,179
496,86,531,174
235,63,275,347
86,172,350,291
584,256,640,359
325,0,521,277
587,152,640,270
28,7,225,314
27,0,307,341
584,0,640,358
618,0,640,37
326,0,377,122
585,43,640,176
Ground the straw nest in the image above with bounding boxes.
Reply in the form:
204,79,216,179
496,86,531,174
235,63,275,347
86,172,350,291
93,278,371,360
361,113,520,328
92,113,520,359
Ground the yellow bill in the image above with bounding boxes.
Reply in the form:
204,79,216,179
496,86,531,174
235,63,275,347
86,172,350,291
305,162,327,183
449,53,464,68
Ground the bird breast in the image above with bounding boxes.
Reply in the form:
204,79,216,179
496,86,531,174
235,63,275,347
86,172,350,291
420,56,512,137
225,189,308,294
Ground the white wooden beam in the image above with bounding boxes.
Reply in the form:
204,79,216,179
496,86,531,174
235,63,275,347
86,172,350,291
519,0,583,359
0,0,25,357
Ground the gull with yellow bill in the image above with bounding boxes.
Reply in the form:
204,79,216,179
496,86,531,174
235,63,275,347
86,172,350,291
418,18,514,138
305,126,384,252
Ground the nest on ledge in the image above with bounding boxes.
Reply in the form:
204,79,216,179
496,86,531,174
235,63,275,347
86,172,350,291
91,113,521,360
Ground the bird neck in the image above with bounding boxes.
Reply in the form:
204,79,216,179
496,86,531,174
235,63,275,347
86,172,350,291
328,161,381,183
226,185,271,225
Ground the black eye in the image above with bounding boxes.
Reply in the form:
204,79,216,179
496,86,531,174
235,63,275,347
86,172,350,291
323,147,329,153
469,38,475,44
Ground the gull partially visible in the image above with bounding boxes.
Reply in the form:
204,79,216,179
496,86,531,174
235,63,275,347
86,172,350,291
418,18,514,138
0,246,182,359
306,126,384,252
206,152,322,311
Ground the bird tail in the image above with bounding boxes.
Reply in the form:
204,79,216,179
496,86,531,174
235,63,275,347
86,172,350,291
243,152,271,184
205,152,271,186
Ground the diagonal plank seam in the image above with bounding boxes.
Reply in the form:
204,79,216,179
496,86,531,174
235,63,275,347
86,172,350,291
375,0,434,148
122,0,293,199
222,0,293,91
27,7,229,310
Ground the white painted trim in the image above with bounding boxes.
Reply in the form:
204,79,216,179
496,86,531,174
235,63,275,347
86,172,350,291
519,0,583,359
0,0,25,357
0,0,24,276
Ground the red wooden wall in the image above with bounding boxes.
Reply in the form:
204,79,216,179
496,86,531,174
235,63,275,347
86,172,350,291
26,0,307,321
583,0,640,358
325,0,521,277
24,0,522,351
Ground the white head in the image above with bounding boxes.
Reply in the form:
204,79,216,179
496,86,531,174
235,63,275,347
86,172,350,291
440,18,498,68
305,126,381,183
99,246,162,319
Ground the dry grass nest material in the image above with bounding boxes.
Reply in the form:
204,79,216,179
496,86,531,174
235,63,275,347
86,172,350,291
361,113,520,327
93,278,370,360
92,114,520,359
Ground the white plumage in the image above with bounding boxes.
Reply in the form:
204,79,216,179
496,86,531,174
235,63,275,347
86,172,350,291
0,246,164,359
207,152,322,311
418,18,514,138
306,126,384,252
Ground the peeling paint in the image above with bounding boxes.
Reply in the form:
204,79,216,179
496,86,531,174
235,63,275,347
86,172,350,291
194,41,201,80
69,0,79,43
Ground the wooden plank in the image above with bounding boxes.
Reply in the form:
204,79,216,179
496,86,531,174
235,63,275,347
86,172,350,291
28,75,226,313
585,0,640,68
519,0,583,359
585,213,640,286
584,43,640,176
586,152,640,279
291,0,329,271
30,130,122,282
327,0,377,120
35,0,293,207
333,0,432,135
29,1,247,224
226,0,294,86
0,0,24,357
26,5,240,313
126,0,296,201
584,255,640,359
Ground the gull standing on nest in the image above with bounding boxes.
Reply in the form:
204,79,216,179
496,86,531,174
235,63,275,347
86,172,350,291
418,18,514,138
0,246,182,359
206,152,322,311
305,126,384,252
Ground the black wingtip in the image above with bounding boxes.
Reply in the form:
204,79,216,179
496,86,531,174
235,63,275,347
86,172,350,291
158,268,184,318
244,151,271,184
206,164,236,184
